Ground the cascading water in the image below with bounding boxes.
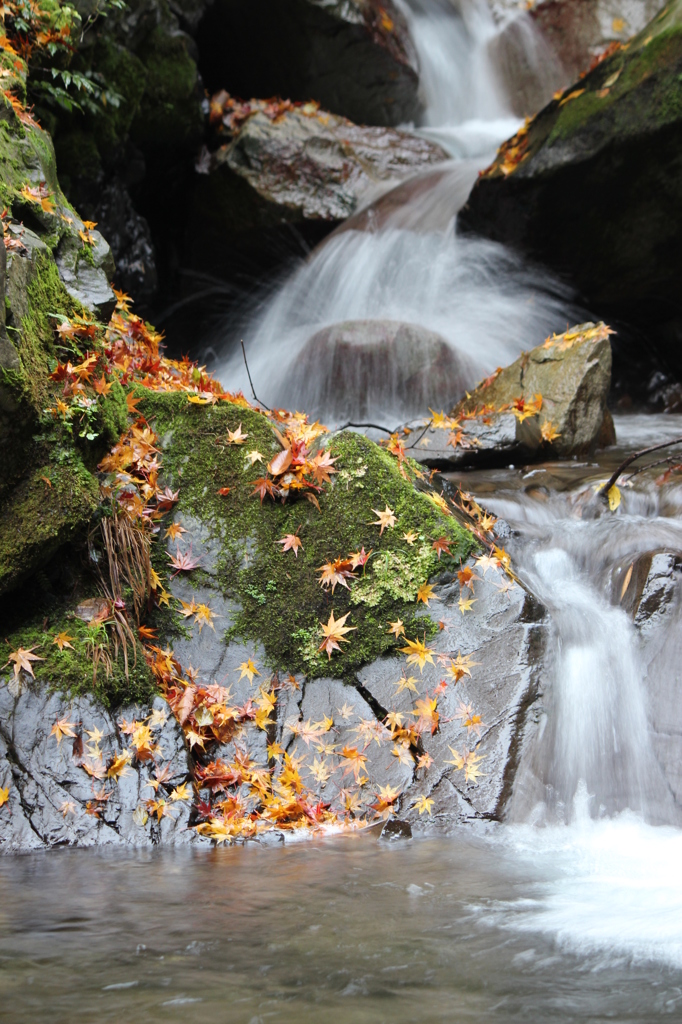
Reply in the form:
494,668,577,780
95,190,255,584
216,0,579,422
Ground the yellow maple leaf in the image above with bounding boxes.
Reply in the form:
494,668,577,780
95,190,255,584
399,636,435,673
237,658,260,683
50,717,77,745
412,794,434,815
607,484,621,511
170,783,191,802
387,618,405,638
541,421,561,443
402,530,417,545
416,582,435,606
370,505,396,534
0,786,9,808
53,632,75,651
319,610,357,659
458,596,477,614
227,423,248,444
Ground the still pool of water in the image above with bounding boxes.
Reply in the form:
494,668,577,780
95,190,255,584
4,819,682,1022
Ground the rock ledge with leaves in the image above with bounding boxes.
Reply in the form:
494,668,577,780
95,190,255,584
409,322,616,469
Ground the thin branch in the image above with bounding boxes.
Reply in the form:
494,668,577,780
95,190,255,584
598,435,682,498
241,340,271,410
333,420,401,435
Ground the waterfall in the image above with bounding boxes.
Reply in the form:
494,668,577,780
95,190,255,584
480,459,682,826
216,0,578,422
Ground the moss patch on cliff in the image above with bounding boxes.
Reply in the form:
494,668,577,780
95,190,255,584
2,608,156,708
136,391,476,680
0,461,99,596
11,250,85,413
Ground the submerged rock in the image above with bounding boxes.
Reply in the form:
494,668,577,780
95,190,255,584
196,0,421,128
461,2,682,365
279,319,474,422
410,321,615,469
188,103,447,274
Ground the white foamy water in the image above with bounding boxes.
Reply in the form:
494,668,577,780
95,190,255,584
217,0,578,421
491,811,682,969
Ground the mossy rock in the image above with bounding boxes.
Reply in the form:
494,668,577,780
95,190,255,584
460,0,682,357
137,390,476,679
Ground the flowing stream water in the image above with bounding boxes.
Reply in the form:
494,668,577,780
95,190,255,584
5,3,682,1021
216,0,577,421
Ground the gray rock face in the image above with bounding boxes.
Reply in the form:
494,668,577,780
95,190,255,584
410,321,615,469
279,319,475,422
196,0,421,128
0,686,202,853
621,550,682,807
160,510,547,836
55,228,117,321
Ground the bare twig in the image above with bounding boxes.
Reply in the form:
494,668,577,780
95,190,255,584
241,340,271,410
598,435,682,498
333,420,401,435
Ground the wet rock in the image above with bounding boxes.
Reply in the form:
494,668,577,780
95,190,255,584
188,105,447,276
279,320,474,422
380,818,412,840
529,0,668,81
410,321,614,469
196,0,421,128
161,505,547,835
0,687,202,853
461,3,682,365
55,229,116,321
624,550,682,807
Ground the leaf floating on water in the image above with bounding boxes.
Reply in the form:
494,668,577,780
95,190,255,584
607,484,621,511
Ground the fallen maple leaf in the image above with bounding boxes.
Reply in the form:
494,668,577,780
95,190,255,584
417,582,435,606
458,596,477,614
0,786,9,808
167,544,201,577
349,547,372,570
50,717,76,745
164,522,186,542
217,486,231,496
432,537,452,560
412,794,434,815
277,534,303,557
4,646,43,679
319,610,356,659
403,530,417,545
387,618,405,638
251,477,278,503
227,424,248,444
399,636,435,673
370,506,396,535
541,421,561,443
317,557,356,593
238,659,260,684
53,632,74,651
393,674,418,694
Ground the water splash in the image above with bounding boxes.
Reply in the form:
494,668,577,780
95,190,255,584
216,1,577,421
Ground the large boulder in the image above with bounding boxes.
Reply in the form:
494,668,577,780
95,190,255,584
277,319,475,422
188,100,448,275
409,321,615,468
196,0,421,128
529,0,668,81
460,1,682,371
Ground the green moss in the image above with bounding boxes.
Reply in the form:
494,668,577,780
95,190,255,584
136,391,476,680
13,251,85,413
2,609,156,708
0,460,98,595
97,378,129,448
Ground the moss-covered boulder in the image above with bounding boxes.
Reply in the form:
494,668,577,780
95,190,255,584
460,1,682,370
